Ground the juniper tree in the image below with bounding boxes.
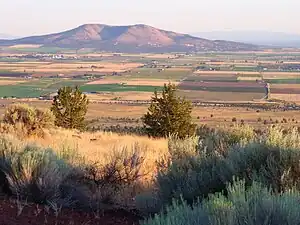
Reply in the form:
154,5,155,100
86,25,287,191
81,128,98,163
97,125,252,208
51,86,89,130
142,83,196,138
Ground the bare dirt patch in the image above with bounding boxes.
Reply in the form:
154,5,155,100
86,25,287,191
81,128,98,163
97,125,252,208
0,199,139,225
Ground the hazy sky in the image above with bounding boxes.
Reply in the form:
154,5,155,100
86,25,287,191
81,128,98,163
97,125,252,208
1,0,299,36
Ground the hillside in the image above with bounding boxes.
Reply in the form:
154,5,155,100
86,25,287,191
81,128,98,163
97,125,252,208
0,24,257,52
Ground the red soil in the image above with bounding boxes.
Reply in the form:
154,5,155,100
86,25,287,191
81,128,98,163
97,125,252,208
0,199,140,225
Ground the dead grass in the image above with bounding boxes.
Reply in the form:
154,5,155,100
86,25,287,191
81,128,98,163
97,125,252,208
26,128,168,182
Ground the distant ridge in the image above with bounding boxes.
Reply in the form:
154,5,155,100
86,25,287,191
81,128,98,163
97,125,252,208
192,30,300,47
0,24,257,52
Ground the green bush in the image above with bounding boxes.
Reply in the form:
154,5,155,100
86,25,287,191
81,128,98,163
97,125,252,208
2,104,54,137
142,180,300,225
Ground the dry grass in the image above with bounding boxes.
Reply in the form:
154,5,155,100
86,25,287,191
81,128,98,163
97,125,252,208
26,128,168,182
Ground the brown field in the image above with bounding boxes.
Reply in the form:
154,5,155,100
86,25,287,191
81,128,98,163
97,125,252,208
0,62,143,74
0,79,27,85
270,84,300,94
271,84,300,89
263,72,300,79
178,90,265,101
194,71,300,78
86,92,153,101
271,94,300,102
194,71,261,75
237,76,262,81
87,78,177,86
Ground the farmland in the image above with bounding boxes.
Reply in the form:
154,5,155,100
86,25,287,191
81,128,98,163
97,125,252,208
1,50,300,104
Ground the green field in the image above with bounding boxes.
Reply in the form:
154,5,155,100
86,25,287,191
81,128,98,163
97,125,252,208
80,84,163,93
0,79,88,98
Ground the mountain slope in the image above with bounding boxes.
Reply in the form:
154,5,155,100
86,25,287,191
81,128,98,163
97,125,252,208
0,24,257,52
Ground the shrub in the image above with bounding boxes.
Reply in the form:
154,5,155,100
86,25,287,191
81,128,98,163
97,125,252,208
232,117,237,122
142,83,196,139
257,117,262,122
51,86,89,131
2,104,54,137
0,142,74,205
142,180,300,225
144,126,300,214
83,143,146,209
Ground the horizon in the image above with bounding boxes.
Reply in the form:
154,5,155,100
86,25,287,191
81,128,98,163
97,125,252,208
1,0,299,36
2,24,300,39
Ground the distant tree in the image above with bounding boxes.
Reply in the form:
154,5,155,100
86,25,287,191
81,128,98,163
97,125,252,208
51,86,89,130
142,83,196,138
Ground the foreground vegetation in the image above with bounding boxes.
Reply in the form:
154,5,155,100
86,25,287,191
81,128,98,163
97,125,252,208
2,104,300,224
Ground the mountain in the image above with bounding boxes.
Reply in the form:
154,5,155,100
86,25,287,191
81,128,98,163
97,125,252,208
191,31,300,47
0,33,19,40
0,24,257,52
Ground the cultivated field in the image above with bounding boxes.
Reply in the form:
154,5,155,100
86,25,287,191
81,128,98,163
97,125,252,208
1,50,300,102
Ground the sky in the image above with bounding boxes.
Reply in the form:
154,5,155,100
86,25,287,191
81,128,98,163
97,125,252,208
1,0,299,36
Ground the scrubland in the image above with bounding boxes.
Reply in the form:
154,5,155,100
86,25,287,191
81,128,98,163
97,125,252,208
2,104,300,224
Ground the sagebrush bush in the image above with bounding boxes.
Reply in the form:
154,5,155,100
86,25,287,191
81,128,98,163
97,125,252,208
142,180,300,225
2,104,54,137
83,143,146,209
139,126,300,214
0,140,75,205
